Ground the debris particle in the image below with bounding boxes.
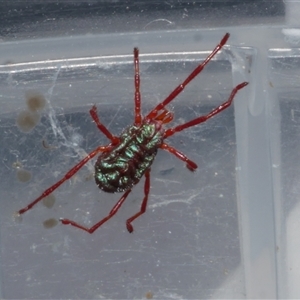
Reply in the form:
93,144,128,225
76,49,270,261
42,194,56,209
25,90,46,112
16,169,32,182
43,218,58,229
16,110,40,133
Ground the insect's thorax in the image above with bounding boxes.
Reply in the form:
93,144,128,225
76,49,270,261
95,121,164,193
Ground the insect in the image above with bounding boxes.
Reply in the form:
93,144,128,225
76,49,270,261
18,33,248,234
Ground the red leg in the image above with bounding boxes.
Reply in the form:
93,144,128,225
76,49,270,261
90,105,119,144
164,82,248,139
126,169,151,233
60,190,131,234
134,48,142,125
160,143,197,171
155,107,174,123
18,145,111,215
146,33,230,120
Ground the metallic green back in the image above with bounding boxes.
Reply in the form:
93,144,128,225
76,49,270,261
95,122,163,193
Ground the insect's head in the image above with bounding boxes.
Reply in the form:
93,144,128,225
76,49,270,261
149,107,174,125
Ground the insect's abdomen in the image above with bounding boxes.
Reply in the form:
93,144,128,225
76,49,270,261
95,122,163,193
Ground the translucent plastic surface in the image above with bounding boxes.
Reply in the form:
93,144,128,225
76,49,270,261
0,33,249,299
268,49,300,298
4,1,300,299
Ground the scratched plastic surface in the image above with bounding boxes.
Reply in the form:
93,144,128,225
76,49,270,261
268,49,300,297
0,30,250,299
1,0,294,298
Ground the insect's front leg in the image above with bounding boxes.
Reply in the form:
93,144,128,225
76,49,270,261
133,47,142,126
146,33,231,120
126,169,151,233
60,189,132,234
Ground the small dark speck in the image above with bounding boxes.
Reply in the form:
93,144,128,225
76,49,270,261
193,33,202,42
43,218,58,229
145,291,153,299
16,169,32,182
42,194,56,209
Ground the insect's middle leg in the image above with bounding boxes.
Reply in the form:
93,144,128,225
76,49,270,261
163,82,248,139
60,189,132,234
126,169,151,233
160,143,197,171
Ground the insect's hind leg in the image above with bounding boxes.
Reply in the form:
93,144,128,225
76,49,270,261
60,189,132,234
89,105,119,144
126,169,151,233
160,143,197,171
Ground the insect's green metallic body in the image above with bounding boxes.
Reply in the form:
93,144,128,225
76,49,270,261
95,121,163,193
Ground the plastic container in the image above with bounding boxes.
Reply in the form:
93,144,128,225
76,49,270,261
1,1,298,299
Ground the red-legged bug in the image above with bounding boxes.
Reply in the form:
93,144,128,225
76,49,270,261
18,33,248,234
